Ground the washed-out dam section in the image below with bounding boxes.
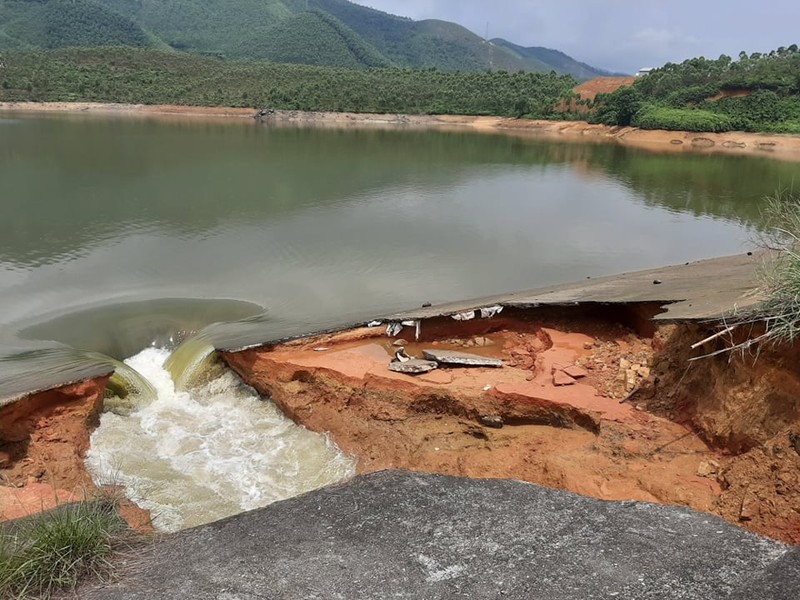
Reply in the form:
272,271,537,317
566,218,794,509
1,113,798,537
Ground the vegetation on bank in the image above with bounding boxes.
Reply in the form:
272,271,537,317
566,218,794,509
590,46,800,134
0,47,575,117
0,501,127,599
748,190,800,345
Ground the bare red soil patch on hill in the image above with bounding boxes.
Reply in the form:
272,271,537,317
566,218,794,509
560,76,636,113
573,76,637,102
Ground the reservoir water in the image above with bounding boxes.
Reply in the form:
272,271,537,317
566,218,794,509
2,113,797,528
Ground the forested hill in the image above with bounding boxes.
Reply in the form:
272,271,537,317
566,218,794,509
491,39,624,81
589,47,800,134
0,0,614,77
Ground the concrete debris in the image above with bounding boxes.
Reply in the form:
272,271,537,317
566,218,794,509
422,350,503,368
452,311,476,321
388,359,438,374
480,305,504,319
386,322,403,337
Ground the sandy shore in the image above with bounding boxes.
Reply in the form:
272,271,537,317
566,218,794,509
3,101,800,161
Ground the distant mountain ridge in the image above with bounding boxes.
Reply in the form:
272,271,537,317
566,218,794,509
491,38,627,80
0,0,619,78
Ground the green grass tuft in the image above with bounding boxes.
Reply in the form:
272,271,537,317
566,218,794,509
750,189,800,344
0,501,126,599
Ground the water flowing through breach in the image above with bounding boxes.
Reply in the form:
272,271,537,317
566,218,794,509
86,347,356,532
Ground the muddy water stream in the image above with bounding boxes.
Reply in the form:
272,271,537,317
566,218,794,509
2,113,798,528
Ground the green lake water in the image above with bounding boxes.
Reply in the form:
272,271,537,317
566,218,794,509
1,113,797,529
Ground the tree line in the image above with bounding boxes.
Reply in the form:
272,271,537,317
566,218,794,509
588,46,800,134
0,47,575,117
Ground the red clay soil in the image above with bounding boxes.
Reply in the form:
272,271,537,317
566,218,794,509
0,378,151,530
222,311,800,544
560,77,636,113
573,77,637,102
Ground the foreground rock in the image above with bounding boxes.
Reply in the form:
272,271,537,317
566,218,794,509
81,471,790,600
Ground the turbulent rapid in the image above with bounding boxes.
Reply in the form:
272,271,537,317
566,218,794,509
85,347,355,532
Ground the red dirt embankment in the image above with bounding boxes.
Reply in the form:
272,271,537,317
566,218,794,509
222,308,800,544
0,378,151,529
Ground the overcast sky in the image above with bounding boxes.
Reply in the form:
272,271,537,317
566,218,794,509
360,1,799,74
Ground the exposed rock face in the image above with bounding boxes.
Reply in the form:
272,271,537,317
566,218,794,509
79,471,791,600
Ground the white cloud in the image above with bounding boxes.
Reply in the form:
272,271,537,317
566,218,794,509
356,0,799,74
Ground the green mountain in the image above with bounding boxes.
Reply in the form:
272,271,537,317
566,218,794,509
0,0,614,77
0,0,152,50
491,38,624,80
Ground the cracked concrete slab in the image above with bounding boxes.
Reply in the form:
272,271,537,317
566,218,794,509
81,471,790,600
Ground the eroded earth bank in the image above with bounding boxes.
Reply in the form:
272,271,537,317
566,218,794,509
221,305,800,544
2,304,799,544
0,377,152,529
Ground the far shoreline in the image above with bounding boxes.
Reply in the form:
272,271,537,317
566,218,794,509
4,101,800,162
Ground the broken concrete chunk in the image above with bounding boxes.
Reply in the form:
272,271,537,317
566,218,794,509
479,305,503,319
388,359,438,375
563,365,589,379
452,311,476,321
422,350,503,368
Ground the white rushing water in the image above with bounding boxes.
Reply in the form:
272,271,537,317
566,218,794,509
86,348,355,532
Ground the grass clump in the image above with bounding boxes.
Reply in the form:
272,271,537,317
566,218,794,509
0,501,126,599
750,189,800,344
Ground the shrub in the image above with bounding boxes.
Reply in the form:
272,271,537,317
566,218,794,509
633,105,736,132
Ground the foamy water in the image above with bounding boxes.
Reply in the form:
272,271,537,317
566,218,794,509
86,348,355,532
